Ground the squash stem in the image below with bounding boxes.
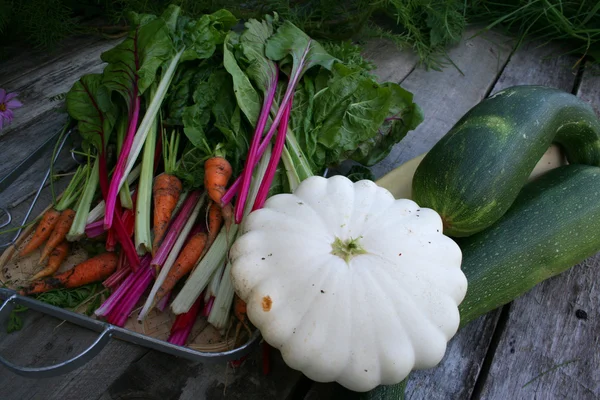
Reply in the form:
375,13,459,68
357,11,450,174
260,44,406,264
331,236,367,264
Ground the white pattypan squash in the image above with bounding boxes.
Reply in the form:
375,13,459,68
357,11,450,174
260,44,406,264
230,175,467,392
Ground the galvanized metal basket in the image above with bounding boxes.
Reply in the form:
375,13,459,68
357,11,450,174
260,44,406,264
0,128,261,378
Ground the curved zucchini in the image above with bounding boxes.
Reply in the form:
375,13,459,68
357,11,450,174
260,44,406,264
375,144,566,200
458,164,600,326
412,85,600,237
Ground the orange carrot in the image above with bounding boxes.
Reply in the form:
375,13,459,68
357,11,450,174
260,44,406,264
152,173,183,254
19,208,61,257
204,157,232,204
234,294,247,323
232,294,252,346
31,241,69,281
155,232,207,302
204,201,223,255
221,203,234,235
39,209,76,263
21,252,118,295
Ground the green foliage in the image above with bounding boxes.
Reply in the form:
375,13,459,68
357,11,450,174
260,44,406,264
345,165,376,182
2,0,600,67
6,304,27,333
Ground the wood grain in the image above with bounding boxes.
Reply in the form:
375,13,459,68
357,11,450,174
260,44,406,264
477,254,600,400
0,35,108,87
0,36,121,140
577,62,600,116
360,39,419,84
0,309,148,400
490,39,579,95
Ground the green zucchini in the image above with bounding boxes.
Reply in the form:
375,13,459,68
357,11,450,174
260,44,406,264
458,164,600,326
413,85,600,237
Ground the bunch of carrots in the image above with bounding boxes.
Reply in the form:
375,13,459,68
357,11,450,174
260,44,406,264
15,140,247,345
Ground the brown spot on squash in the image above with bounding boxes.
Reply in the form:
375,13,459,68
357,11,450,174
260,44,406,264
262,295,272,312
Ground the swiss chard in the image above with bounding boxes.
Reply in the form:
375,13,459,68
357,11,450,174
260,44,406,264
226,18,279,222
103,5,237,231
101,12,174,233
66,74,140,268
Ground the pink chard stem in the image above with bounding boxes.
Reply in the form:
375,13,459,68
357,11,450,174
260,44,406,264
96,255,151,319
224,46,311,214
156,291,171,312
233,70,279,223
104,95,141,230
103,266,131,290
85,220,105,238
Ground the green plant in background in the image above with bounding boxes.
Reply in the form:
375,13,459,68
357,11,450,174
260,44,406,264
0,0,599,67
469,0,600,65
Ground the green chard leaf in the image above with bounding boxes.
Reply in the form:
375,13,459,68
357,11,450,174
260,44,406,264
66,74,116,152
311,64,392,167
182,77,220,149
100,15,174,105
175,9,237,62
345,165,376,182
179,68,251,186
265,20,338,76
223,31,262,125
290,76,317,165
348,82,424,166
165,59,217,125
239,16,279,94
290,62,423,170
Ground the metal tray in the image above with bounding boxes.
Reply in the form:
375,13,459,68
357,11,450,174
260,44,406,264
0,127,261,378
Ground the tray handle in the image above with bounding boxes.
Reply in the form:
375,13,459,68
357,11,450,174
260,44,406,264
0,294,113,378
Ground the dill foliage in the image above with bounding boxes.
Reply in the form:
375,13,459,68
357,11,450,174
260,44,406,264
0,0,599,67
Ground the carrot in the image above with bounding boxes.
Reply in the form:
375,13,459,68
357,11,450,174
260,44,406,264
155,232,207,302
230,294,252,348
152,173,183,254
221,203,234,235
206,201,223,249
204,157,232,204
38,209,76,263
18,208,61,257
233,294,247,323
21,252,118,296
31,241,69,281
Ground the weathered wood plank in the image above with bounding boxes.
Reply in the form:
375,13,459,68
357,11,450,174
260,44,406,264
360,39,419,84
0,36,121,141
91,344,303,400
0,35,107,86
0,137,77,213
477,254,600,400
0,110,70,179
490,40,579,95
577,62,600,115
476,55,600,400
369,26,514,179
0,309,149,400
406,313,501,399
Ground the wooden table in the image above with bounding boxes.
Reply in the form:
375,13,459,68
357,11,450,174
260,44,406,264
0,25,598,400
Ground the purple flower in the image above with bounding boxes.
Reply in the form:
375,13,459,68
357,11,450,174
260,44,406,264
0,88,23,131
